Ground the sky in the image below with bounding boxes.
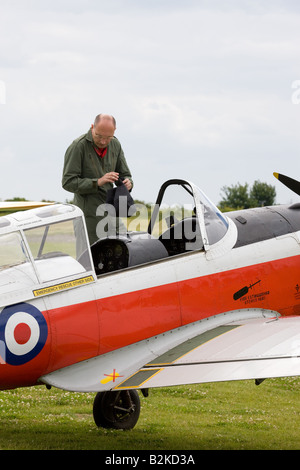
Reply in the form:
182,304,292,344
1,0,300,207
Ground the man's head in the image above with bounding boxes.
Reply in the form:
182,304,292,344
91,114,116,148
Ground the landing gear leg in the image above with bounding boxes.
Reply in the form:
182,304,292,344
93,390,140,430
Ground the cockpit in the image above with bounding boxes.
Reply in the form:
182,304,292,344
91,179,231,275
0,180,235,304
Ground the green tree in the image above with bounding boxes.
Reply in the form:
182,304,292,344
219,180,276,212
218,183,250,211
5,197,28,201
250,180,276,207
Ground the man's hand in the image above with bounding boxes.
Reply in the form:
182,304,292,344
97,172,119,186
122,178,132,191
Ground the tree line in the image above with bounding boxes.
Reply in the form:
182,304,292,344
2,180,277,213
218,180,276,212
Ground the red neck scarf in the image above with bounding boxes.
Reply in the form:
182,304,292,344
94,147,107,158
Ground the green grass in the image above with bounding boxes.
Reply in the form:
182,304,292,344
0,378,299,450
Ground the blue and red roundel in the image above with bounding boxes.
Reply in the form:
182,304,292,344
0,303,48,366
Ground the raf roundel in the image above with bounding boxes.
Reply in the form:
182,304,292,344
0,303,48,365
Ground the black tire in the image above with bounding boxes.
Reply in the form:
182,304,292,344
93,390,140,430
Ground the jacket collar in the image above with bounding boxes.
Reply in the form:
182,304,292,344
86,128,94,143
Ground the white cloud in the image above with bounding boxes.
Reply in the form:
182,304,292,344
1,0,300,206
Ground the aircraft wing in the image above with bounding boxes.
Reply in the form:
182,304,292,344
40,310,300,392
0,201,53,213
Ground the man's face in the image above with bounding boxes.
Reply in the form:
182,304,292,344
92,120,115,148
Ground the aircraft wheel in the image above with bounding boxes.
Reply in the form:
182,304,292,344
93,390,140,430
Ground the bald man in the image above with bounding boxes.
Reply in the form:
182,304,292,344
62,114,133,244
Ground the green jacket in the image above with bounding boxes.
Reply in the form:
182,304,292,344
62,128,133,244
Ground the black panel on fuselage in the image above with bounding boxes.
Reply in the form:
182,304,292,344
227,204,300,248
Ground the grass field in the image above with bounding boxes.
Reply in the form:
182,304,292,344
0,377,298,450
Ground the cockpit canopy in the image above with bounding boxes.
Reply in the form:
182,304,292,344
91,179,231,275
147,179,228,247
0,180,233,300
0,204,94,306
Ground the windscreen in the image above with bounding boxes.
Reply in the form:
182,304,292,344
0,232,29,271
24,217,93,282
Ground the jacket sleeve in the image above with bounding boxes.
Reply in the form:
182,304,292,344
62,140,98,195
115,144,134,189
